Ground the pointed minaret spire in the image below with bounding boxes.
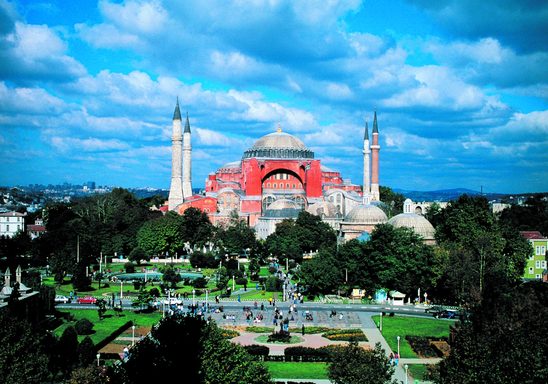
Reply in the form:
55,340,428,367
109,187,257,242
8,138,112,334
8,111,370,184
370,111,380,201
168,99,184,210
184,112,191,133
363,119,371,199
173,97,182,121
182,112,192,199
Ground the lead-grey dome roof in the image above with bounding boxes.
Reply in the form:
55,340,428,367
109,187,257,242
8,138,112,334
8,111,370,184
345,204,388,224
243,131,314,159
388,213,435,240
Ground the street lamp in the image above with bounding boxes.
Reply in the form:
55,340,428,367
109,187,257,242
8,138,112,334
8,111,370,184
397,336,401,357
120,280,124,299
96,353,100,367
132,325,136,346
404,364,409,384
379,312,383,333
192,289,196,307
232,275,235,292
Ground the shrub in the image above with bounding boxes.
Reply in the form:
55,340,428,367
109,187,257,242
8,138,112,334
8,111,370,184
267,331,291,343
322,328,367,342
192,277,208,288
268,266,277,274
406,336,447,358
236,277,248,286
244,344,269,356
149,288,160,297
220,328,240,339
124,262,135,273
74,318,94,335
265,276,281,292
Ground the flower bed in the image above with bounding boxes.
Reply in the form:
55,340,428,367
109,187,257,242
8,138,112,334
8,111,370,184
220,328,240,339
406,336,448,357
321,328,367,341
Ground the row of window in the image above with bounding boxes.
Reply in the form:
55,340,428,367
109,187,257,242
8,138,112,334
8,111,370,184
0,217,23,222
535,245,546,255
265,183,300,189
0,224,21,232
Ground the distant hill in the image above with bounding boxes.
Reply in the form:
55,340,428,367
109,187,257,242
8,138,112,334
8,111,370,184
394,188,504,202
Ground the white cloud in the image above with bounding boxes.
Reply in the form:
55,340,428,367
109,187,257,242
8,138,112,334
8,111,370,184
50,137,130,153
0,82,66,115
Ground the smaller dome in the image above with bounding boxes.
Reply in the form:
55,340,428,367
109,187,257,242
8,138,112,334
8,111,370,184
388,213,435,240
267,199,298,211
220,161,241,169
345,204,388,224
306,201,339,218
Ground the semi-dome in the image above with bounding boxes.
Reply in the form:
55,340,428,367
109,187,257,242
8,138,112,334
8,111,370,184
243,130,314,159
264,198,301,218
345,204,388,224
306,201,339,218
267,199,298,211
388,213,435,240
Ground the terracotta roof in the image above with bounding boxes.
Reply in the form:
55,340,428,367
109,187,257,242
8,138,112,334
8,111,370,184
27,225,45,231
520,231,546,240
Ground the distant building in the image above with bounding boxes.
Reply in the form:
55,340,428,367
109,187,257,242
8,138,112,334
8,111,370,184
520,231,547,280
0,211,26,238
26,218,46,239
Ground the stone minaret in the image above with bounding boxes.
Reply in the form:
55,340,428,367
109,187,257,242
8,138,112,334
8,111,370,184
182,113,192,199
168,99,184,210
370,111,380,201
362,120,371,202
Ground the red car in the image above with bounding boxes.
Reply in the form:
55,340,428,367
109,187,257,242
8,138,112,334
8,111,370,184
77,296,97,304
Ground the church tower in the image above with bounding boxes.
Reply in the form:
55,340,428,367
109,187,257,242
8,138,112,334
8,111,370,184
168,99,184,210
363,120,371,201
370,111,380,201
182,112,193,199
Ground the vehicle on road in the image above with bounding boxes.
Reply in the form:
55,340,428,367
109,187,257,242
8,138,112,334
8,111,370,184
434,309,459,319
77,296,97,304
162,297,182,305
54,295,69,304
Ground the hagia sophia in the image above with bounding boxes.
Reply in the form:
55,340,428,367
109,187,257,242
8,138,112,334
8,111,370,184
167,100,435,244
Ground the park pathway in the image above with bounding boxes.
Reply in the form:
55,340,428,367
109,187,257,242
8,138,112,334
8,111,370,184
357,313,439,383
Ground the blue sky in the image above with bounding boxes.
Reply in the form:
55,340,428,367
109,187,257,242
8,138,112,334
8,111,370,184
0,0,546,193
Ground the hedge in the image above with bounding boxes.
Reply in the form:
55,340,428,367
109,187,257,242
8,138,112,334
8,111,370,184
321,328,367,342
244,344,269,357
95,320,133,352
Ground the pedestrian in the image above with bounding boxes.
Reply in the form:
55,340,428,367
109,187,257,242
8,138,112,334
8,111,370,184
301,324,305,335
260,303,265,311
395,352,399,366
237,294,241,303
389,352,394,365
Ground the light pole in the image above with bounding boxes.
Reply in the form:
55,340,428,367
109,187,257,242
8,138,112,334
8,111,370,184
120,280,123,299
192,289,196,307
404,364,409,384
380,312,383,333
205,289,209,306
232,275,235,292
132,325,136,346
397,336,401,357
96,353,100,367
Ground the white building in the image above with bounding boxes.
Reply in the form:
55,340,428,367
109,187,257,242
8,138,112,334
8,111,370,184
0,211,26,238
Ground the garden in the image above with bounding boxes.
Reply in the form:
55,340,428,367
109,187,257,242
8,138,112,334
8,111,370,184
372,315,455,358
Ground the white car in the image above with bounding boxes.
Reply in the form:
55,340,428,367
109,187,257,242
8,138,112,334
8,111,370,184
55,295,69,304
162,297,183,305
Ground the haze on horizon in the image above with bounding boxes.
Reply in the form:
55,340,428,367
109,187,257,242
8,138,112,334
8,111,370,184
0,0,547,194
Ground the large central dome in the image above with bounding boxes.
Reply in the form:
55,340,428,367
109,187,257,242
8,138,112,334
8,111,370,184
243,131,314,159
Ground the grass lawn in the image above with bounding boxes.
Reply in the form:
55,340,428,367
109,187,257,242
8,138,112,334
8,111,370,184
265,362,328,379
238,289,280,300
255,335,303,344
55,309,161,345
408,364,429,381
371,315,456,358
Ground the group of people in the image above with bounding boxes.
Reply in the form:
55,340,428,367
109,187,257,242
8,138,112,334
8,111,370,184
388,352,400,366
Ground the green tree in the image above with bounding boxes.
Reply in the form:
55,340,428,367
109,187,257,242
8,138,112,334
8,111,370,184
120,314,272,383
437,281,548,384
499,194,548,235
128,247,148,265
68,366,109,384
58,326,78,374
216,213,258,256
137,212,185,257
162,266,180,289
328,341,397,384
300,249,343,295
0,313,50,384
379,186,405,218
77,336,95,367
181,207,214,249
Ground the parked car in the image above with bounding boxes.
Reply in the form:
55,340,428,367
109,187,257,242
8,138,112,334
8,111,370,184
162,297,182,305
434,309,459,319
54,295,69,304
77,296,97,304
